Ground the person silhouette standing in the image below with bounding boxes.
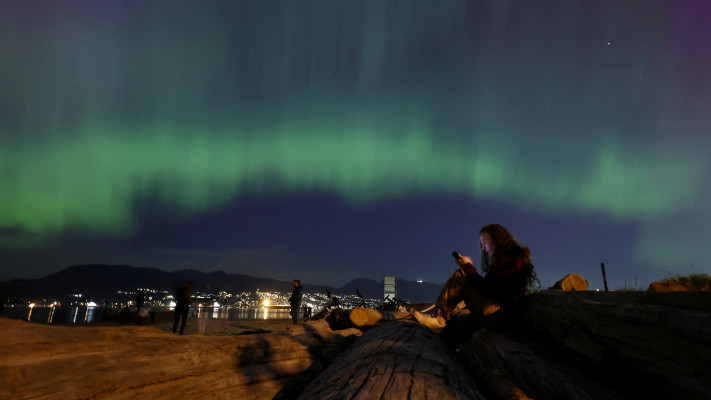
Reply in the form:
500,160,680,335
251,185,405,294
135,291,145,310
173,283,192,335
289,280,303,325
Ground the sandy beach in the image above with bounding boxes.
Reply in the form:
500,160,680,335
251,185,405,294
152,315,295,336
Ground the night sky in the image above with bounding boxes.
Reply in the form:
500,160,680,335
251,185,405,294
2,1,710,290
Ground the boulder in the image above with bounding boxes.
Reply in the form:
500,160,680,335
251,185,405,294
550,273,588,291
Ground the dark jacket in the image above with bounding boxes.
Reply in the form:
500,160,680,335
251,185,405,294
176,286,191,312
466,246,533,307
289,285,303,308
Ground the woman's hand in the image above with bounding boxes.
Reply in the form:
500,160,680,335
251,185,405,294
455,255,477,275
455,255,473,267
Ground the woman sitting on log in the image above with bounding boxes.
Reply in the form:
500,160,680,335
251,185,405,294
412,224,538,334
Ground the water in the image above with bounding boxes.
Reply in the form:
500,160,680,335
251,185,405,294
208,307,292,320
0,305,292,324
2,305,104,324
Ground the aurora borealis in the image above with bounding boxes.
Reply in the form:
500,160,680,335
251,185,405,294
2,1,710,289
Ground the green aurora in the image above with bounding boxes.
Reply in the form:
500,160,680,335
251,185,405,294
1,124,705,235
1,1,710,282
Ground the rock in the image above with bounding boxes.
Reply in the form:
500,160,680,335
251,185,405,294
297,321,486,399
550,273,588,291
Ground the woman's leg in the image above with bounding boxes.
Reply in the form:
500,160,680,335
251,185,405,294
435,269,500,321
435,269,468,320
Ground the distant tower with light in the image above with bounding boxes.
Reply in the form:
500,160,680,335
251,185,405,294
383,276,397,301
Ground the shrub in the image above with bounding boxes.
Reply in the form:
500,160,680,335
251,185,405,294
662,273,711,291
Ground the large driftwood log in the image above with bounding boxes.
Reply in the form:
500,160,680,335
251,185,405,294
550,273,588,291
518,291,711,400
6,292,709,399
349,307,410,328
287,320,363,364
0,318,332,400
297,321,485,400
459,329,593,400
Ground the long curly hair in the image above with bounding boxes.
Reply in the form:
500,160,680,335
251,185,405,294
479,224,539,289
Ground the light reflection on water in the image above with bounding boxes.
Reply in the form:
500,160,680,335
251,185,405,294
1,305,291,324
1,305,100,324
47,306,55,323
207,307,291,320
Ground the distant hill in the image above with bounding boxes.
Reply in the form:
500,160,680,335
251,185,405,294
0,264,443,303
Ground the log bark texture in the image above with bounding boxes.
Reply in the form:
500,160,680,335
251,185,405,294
0,318,355,400
550,273,588,291
459,329,592,400
297,320,485,400
349,307,410,328
4,291,709,399
497,291,711,400
453,291,711,400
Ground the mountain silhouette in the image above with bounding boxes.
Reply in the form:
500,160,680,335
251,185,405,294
0,264,443,303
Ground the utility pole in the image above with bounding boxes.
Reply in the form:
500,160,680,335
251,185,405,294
601,263,609,292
